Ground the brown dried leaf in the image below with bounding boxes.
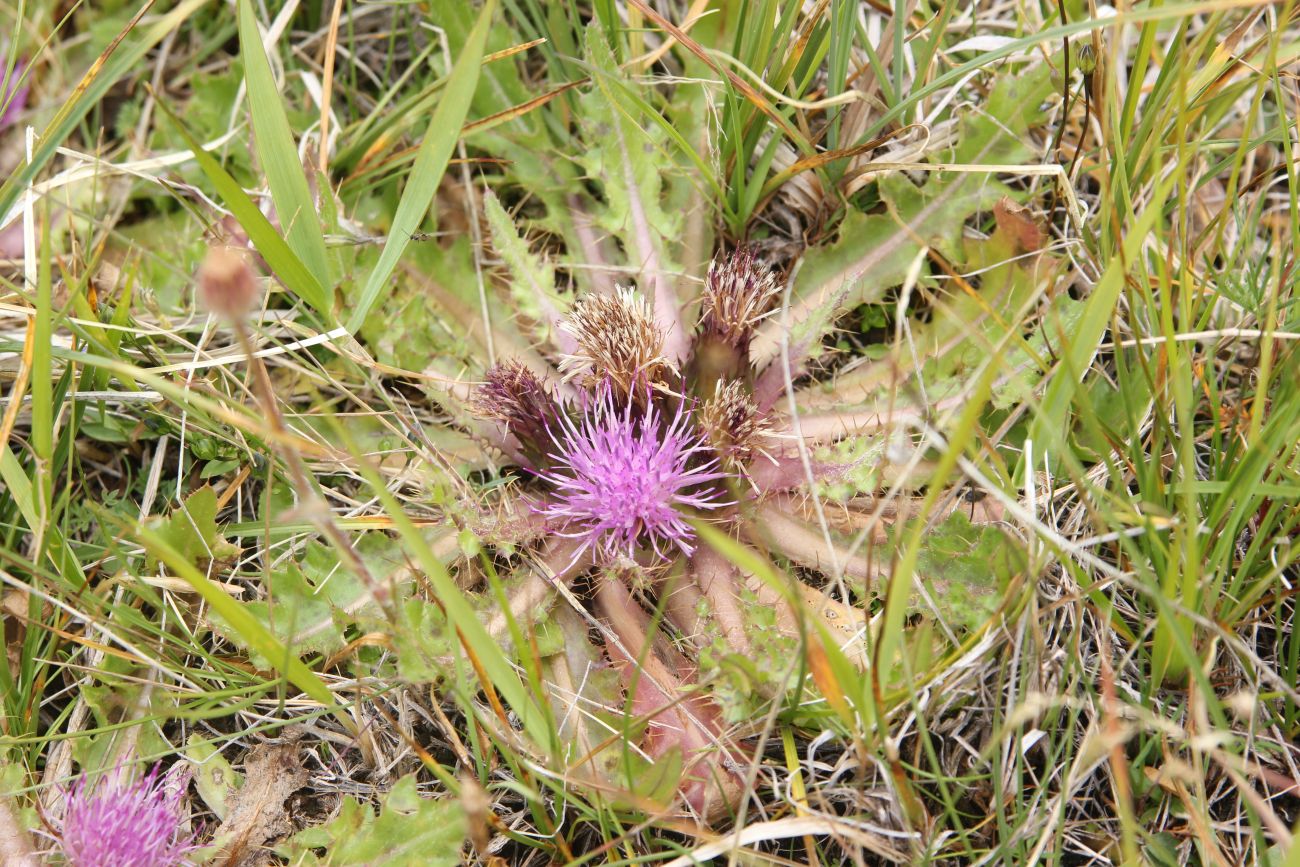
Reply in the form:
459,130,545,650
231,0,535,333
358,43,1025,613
0,795,38,867
993,197,1044,254
214,740,309,867
3,588,29,672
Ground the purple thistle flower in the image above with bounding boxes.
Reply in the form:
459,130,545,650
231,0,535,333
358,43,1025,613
537,386,730,559
59,763,196,867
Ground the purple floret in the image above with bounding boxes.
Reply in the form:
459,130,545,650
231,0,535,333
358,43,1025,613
60,763,196,867
0,59,29,132
537,386,730,560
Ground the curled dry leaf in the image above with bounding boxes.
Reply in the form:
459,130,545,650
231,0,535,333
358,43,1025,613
993,197,1045,255
212,741,309,867
0,795,37,867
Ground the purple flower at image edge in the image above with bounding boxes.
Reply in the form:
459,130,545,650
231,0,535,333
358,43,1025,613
60,763,196,867
537,385,731,560
0,58,30,131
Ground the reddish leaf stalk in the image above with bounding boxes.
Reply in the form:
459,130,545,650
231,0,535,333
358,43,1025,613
594,576,742,818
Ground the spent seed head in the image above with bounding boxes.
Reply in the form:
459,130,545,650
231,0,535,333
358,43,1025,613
697,379,766,464
558,287,676,395
697,247,781,350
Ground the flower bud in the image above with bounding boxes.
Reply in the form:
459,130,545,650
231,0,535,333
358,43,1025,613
470,360,561,464
197,245,260,318
1075,42,1097,76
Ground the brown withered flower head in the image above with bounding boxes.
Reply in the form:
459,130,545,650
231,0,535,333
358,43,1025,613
697,246,781,349
697,378,767,466
558,286,677,395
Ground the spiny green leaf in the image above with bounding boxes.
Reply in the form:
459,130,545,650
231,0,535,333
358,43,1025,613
910,511,1026,634
213,561,345,665
753,64,1056,369
185,735,239,822
280,775,464,866
144,486,238,572
875,364,995,694
954,63,1055,165
483,190,567,342
578,27,684,347
77,651,176,768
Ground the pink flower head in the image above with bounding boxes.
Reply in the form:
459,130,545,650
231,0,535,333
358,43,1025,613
538,386,729,559
59,762,196,867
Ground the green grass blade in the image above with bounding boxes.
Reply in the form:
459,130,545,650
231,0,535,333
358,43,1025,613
156,100,331,319
237,0,333,292
31,205,53,522
0,444,86,587
134,521,352,730
0,0,208,224
1025,174,1172,463
346,0,498,332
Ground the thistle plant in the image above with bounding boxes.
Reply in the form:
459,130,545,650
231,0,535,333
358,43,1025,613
57,763,195,867
462,248,919,818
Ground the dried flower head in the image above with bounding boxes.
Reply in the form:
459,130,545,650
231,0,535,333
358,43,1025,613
697,247,781,349
470,360,560,450
537,385,728,559
697,379,766,463
558,287,676,395
197,245,259,318
59,763,195,867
